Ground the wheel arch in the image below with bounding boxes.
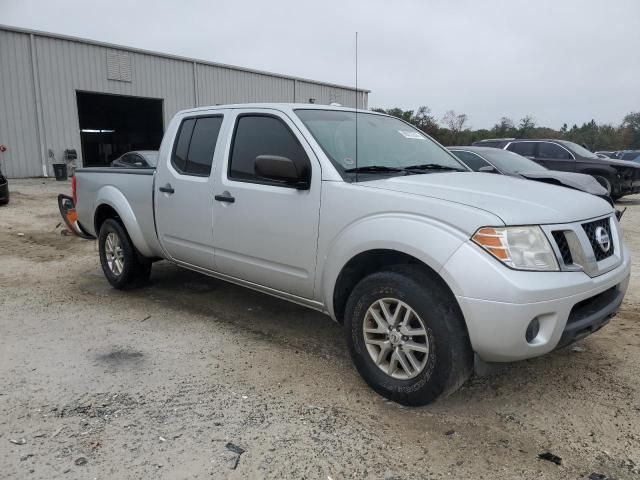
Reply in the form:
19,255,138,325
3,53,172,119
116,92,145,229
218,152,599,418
331,248,464,325
319,215,471,323
93,186,155,257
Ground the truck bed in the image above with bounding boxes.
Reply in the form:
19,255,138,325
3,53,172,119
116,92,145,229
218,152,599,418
74,167,163,258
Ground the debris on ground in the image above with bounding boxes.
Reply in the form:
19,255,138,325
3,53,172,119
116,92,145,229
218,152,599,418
588,474,609,480
52,426,65,437
9,438,26,445
572,345,586,353
538,452,562,465
444,429,455,436
74,457,87,466
225,442,245,470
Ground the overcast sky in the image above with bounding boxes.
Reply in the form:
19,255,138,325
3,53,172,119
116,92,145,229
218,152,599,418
2,0,639,129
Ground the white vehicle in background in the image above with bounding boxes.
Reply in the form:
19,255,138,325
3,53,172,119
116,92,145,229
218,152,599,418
65,104,630,405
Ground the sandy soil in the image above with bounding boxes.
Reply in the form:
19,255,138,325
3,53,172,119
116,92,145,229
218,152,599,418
1,179,639,480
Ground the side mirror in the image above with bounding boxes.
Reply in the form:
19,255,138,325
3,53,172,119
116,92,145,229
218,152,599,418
479,165,498,173
255,155,310,189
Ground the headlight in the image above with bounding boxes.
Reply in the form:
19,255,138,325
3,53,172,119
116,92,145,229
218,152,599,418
472,226,559,271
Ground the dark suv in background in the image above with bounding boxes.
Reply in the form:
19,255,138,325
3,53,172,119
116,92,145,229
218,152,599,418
473,138,640,200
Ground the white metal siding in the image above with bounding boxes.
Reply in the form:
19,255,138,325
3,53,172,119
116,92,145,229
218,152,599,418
196,65,294,106
34,36,195,173
0,26,369,177
0,30,41,177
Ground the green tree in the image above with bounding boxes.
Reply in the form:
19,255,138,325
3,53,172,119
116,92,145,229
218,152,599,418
518,116,536,138
492,117,516,137
621,112,640,148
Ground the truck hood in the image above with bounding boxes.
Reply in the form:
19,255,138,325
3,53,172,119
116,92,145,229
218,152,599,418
518,170,608,197
362,172,612,225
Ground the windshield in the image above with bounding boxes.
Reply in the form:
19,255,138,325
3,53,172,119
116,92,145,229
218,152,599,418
559,140,599,159
295,109,465,180
621,151,640,161
483,149,547,173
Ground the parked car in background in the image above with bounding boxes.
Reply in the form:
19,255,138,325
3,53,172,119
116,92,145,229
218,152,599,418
617,150,640,162
0,162,8,205
111,150,158,169
64,104,630,406
595,151,613,159
449,146,612,205
473,138,640,200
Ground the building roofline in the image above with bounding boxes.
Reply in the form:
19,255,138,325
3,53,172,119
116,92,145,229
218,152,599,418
0,23,371,94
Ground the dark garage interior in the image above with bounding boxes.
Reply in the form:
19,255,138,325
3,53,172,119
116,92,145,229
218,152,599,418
76,91,163,167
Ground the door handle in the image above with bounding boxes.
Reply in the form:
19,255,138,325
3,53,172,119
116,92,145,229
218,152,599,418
159,184,174,194
214,194,235,203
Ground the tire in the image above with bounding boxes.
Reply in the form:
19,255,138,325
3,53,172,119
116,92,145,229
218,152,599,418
593,175,612,196
344,265,473,406
98,218,152,289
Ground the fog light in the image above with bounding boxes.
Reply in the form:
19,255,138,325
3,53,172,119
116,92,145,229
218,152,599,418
525,318,540,343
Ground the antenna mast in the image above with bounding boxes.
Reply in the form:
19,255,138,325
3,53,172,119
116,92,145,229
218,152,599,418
355,31,358,183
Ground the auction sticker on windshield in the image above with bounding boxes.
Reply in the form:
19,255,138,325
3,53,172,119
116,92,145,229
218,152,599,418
398,130,425,140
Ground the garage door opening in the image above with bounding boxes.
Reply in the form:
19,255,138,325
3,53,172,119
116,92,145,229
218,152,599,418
76,91,163,167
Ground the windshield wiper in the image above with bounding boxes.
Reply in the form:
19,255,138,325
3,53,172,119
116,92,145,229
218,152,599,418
344,165,405,173
403,163,466,172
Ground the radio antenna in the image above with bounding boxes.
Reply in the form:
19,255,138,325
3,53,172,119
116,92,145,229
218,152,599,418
355,31,358,183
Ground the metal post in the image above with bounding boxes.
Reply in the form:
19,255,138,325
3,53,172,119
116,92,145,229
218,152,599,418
29,33,48,177
193,61,199,107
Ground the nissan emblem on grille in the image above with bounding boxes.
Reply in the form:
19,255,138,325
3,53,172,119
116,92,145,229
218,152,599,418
595,226,611,253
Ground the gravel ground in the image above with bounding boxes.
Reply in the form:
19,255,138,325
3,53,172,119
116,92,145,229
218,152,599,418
1,178,639,480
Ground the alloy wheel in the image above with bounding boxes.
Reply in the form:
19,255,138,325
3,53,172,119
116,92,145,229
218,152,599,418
362,298,430,379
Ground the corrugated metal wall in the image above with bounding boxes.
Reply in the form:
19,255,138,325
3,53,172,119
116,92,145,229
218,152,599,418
0,31,42,177
0,26,369,178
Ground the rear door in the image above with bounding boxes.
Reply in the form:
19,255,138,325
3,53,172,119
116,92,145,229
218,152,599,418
505,141,538,162
155,112,227,269
210,109,321,298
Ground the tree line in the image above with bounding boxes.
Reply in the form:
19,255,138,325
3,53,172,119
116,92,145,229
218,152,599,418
371,106,640,151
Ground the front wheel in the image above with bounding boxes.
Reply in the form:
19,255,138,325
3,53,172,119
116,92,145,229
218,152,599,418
98,219,152,289
344,266,473,406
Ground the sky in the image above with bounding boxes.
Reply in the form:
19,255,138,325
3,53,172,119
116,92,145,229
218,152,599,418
2,0,639,129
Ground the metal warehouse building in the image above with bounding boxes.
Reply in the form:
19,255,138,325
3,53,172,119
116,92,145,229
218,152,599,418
0,25,369,178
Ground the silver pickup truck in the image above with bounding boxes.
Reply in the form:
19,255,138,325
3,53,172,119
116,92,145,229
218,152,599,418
70,104,630,405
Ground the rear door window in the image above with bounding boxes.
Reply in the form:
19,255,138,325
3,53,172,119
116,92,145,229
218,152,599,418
171,116,223,176
538,142,573,160
506,141,537,157
451,151,491,171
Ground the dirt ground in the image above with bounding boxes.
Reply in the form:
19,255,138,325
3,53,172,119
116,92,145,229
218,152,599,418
1,179,639,480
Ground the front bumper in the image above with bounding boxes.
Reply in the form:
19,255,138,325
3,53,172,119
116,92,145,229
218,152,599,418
441,241,631,362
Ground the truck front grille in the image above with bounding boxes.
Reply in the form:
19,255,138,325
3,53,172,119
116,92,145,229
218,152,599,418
582,218,614,261
551,231,573,265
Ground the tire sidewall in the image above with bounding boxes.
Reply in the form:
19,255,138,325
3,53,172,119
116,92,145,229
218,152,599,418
98,219,136,289
345,269,465,405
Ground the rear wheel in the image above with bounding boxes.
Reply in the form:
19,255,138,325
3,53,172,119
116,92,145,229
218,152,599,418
98,219,152,289
344,265,473,406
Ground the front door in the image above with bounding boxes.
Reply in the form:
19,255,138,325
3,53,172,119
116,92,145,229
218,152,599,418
211,109,321,299
155,113,226,269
